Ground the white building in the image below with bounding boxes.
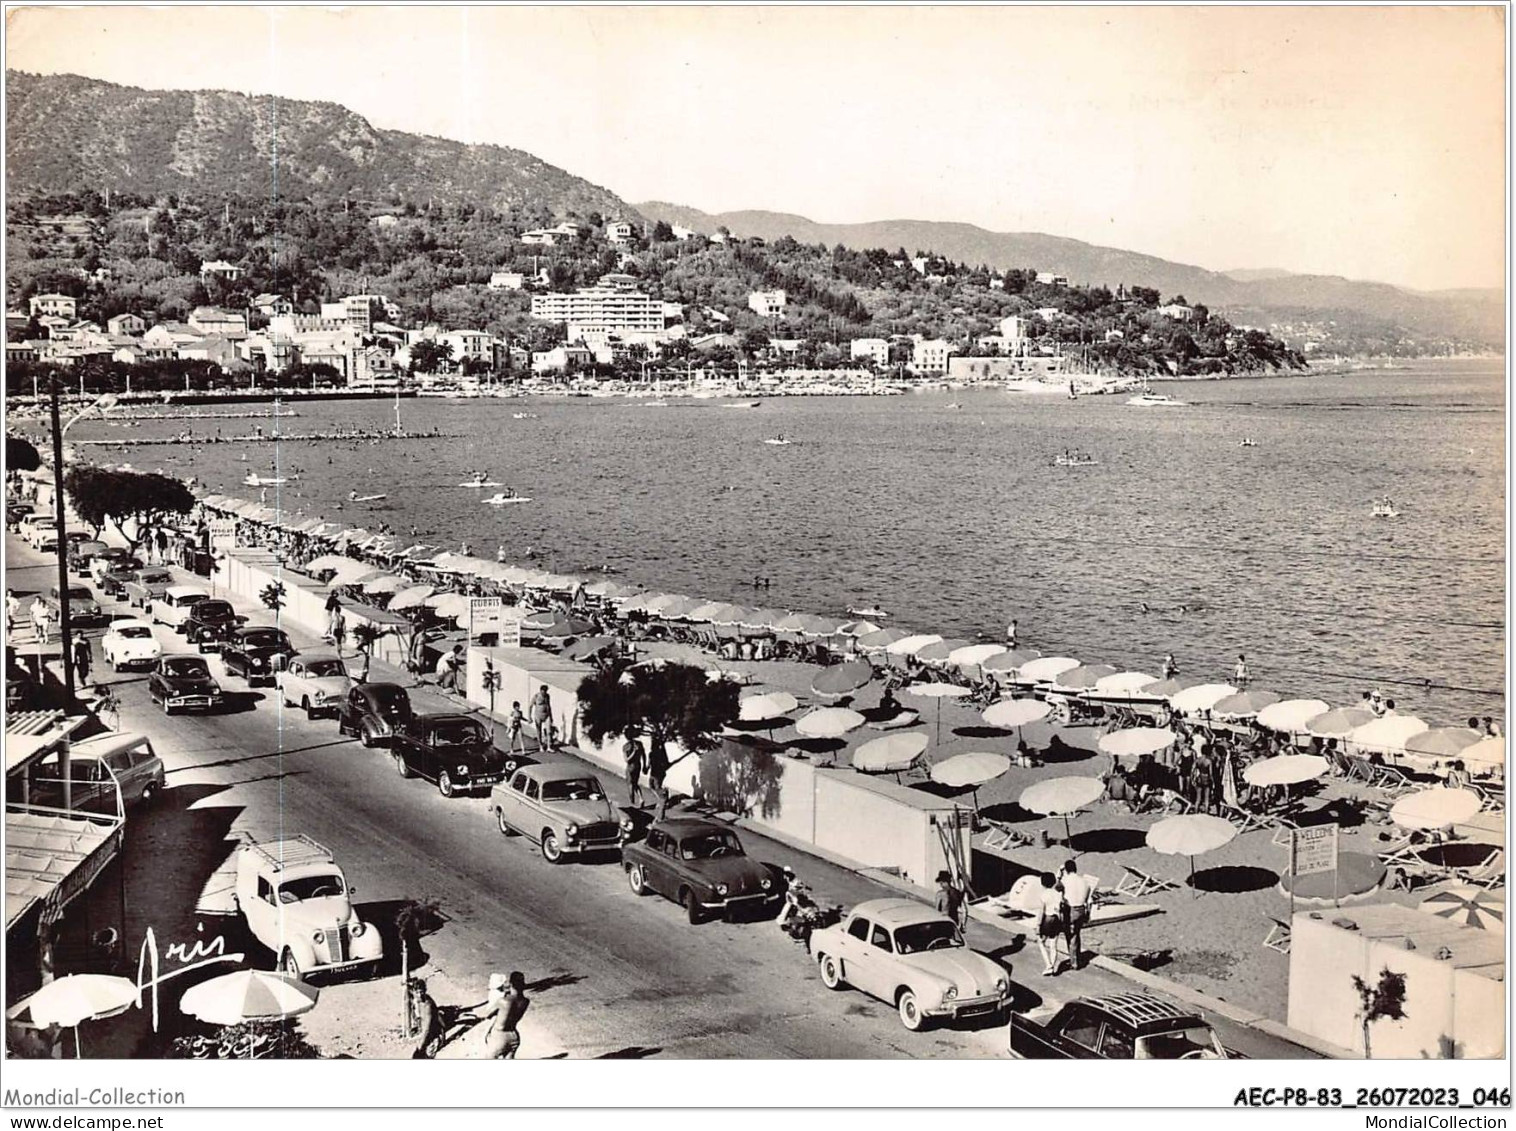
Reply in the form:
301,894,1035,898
188,306,248,340
437,330,494,367
350,347,401,391
1157,303,1195,322
106,313,146,336
1036,272,1069,287
28,294,77,319
999,315,1026,341
849,338,890,366
671,225,697,241
521,229,558,246
748,290,787,319
531,288,667,337
489,271,526,291
909,338,954,374
605,221,635,244
199,259,243,281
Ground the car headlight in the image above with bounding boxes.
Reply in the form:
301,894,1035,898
455,764,469,775
566,823,579,838
209,683,222,695
994,976,1009,995
311,930,324,944
943,985,958,1001
761,877,772,890
313,691,327,704
715,883,729,896
620,818,635,832
350,921,366,938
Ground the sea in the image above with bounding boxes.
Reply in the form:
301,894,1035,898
64,358,1507,726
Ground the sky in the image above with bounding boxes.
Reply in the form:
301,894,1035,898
5,5,1507,291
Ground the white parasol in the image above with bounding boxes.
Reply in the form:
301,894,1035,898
1255,699,1331,733
1242,754,1330,788
1017,656,1081,683
930,752,1012,810
795,707,867,739
1461,737,1505,770
1091,671,1160,696
1098,727,1177,760
1305,707,1376,738
179,970,320,1026
983,698,1053,730
1169,683,1238,714
1020,776,1105,846
738,692,799,722
1389,787,1483,832
1348,715,1430,755
885,633,944,657
853,732,930,775
904,681,972,741
1146,814,1237,895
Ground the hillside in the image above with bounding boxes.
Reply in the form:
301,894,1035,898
6,71,632,221
638,202,1503,352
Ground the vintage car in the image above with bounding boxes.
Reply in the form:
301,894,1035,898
183,598,243,651
197,834,382,981
43,584,105,627
88,547,141,587
6,501,34,528
390,713,509,797
97,565,141,600
220,625,297,686
33,732,166,811
124,568,176,610
336,682,413,747
147,654,224,715
100,618,162,671
490,763,629,862
1008,993,1232,1059
808,899,1010,1030
67,539,109,574
276,653,350,717
152,585,209,631
622,818,781,924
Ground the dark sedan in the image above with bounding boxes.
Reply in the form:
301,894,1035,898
390,712,508,797
98,566,140,600
183,598,242,651
220,625,296,685
336,682,414,747
146,655,224,715
622,818,780,924
1008,994,1233,1059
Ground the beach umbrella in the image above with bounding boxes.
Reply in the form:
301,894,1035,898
13,973,138,1058
797,614,849,637
562,635,618,663
1098,727,1177,760
713,605,757,628
537,614,597,640
739,691,799,722
982,698,1052,729
1390,787,1483,832
659,597,708,620
1418,887,1504,930
856,627,912,652
1170,683,1238,714
982,648,1042,674
904,681,972,741
424,593,471,621
916,638,975,666
739,607,788,630
1020,776,1105,846
1142,675,1202,699
306,553,359,573
1212,689,1282,719
1404,728,1481,760
1348,714,1430,755
1256,698,1331,733
1092,671,1159,696
1146,814,1237,896
324,560,375,587
645,593,692,615
1017,656,1081,683
839,619,882,637
179,970,319,1026
1052,663,1118,692
854,732,929,775
1243,754,1329,788
772,612,813,633
885,633,944,657
931,751,1012,810
359,574,405,595
1461,737,1505,770
796,707,866,739
948,643,1008,671
811,660,874,699
1305,707,1376,738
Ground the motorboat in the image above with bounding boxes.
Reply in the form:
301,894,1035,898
847,605,889,618
243,473,288,486
763,437,792,446
458,474,504,488
725,400,762,409
1372,501,1401,518
1240,438,1258,448
512,412,539,420
348,492,387,503
1054,453,1099,467
1127,393,1186,407
483,492,531,505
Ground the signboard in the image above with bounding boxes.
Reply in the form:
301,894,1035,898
468,598,523,647
1291,824,1338,878
207,518,237,550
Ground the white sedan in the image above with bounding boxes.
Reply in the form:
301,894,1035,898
276,653,350,717
100,619,162,672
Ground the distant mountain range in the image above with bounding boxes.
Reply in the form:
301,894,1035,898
5,71,629,218
639,203,1504,349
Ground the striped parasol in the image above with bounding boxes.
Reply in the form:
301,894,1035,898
179,970,320,1026
1418,887,1504,930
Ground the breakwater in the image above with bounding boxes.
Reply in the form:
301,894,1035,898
75,427,458,446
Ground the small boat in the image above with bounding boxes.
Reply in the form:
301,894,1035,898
946,402,962,410
847,605,889,618
642,400,669,408
512,412,539,420
483,492,532,505
1054,453,1099,467
243,473,288,486
1240,439,1258,448
458,475,504,488
1372,502,1401,519
1127,393,1186,407
763,437,792,447
348,492,387,503
725,401,762,409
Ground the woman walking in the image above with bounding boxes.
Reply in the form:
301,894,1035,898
1034,872,1065,977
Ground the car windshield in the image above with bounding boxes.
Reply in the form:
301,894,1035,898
197,602,233,619
368,687,410,717
116,626,152,640
65,589,92,602
679,830,744,860
161,657,210,678
243,630,286,648
541,778,603,802
1135,1026,1224,1060
431,721,486,747
306,659,346,678
892,920,964,955
141,572,171,585
278,874,347,903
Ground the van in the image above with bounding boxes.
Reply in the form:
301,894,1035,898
10,732,166,813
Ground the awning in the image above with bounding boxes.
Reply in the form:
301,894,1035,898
4,711,89,778
6,810,124,933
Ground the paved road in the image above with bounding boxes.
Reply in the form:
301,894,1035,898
7,535,1316,1059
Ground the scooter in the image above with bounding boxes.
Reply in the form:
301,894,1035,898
778,882,843,946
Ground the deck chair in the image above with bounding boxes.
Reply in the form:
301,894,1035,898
1471,782,1505,814
1222,802,1272,835
981,820,1023,852
1373,763,1420,796
1114,865,1181,898
1345,755,1379,785
1261,914,1292,954
1376,833,1424,866
1453,848,1505,890
1268,811,1303,848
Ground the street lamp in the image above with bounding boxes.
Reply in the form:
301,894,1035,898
49,388,118,712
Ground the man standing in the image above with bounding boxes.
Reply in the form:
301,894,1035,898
1058,860,1092,971
623,729,645,807
506,701,526,754
1005,619,1018,648
647,734,670,821
72,635,92,687
479,972,529,1060
530,686,552,750
934,870,966,931
1161,653,1179,680
1233,654,1250,689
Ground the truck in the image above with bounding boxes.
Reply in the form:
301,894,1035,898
196,834,383,981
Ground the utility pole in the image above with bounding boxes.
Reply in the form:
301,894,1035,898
48,381,78,711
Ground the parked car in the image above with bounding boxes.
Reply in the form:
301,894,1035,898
276,653,350,716
152,585,209,631
183,598,243,651
622,818,781,924
221,626,297,686
44,584,104,627
490,763,629,862
390,713,509,797
100,618,162,671
124,568,176,610
147,654,224,715
67,539,109,574
808,899,1010,1031
336,682,413,747
6,501,35,528
1008,993,1232,1059
19,513,56,547
89,547,141,587
12,732,166,814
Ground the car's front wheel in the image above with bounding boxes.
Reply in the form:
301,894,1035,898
627,863,648,896
496,809,514,836
393,752,412,778
681,888,704,925
819,954,845,990
279,949,303,981
541,830,563,863
438,770,457,798
897,988,926,1032
302,696,313,718
359,724,378,749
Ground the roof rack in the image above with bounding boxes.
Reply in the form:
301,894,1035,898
242,833,334,872
1088,992,1196,1028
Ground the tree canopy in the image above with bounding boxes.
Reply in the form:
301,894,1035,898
577,660,740,766
6,434,41,472
64,465,195,549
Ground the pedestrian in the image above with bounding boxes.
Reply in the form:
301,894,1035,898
72,635,92,686
478,972,529,1060
1058,860,1092,971
1175,742,1195,805
1233,654,1249,689
623,729,645,807
32,599,50,647
5,588,19,632
154,528,168,565
647,733,670,821
1161,653,1178,680
1193,744,1214,814
1485,716,1502,738
934,870,966,931
408,977,442,1059
437,645,464,692
351,648,370,684
1005,619,1018,648
1034,872,1065,977
324,592,343,643
530,686,552,749
506,701,526,754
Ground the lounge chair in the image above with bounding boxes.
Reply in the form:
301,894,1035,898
1375,833,1424,866
1453,848,1505,890
1262,914,1292,954
1268,811,1303,848
1113,865,1181,898
1222,803,1272,835
1385,856,1447,893
1373,763,1420,796
981,820,1026,852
